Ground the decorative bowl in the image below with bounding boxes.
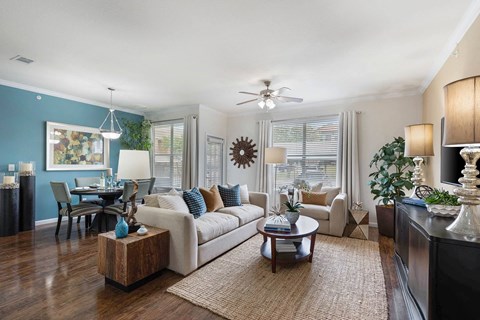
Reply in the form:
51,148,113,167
426,204,461,218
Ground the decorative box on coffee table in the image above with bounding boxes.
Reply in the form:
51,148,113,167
343,209,369,240
97,227,169,292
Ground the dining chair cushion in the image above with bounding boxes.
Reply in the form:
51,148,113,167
50,182,72,203
59,203,103,216
104,204,126,216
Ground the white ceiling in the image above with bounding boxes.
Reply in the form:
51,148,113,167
0,0,478,115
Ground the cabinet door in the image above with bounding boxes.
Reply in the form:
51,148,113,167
408,222,430,320
395,204,409,267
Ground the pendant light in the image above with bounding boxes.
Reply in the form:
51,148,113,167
99,88,122,139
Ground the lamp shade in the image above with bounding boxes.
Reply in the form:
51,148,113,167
443,76,480,146
117,150,151,180
404,123,434,157
265,147,287,164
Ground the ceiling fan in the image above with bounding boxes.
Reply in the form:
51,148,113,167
237,80,303,110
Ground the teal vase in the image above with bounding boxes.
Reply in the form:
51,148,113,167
115,216,128,238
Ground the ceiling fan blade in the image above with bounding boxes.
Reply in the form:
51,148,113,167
236,98,259,105
238,91,260,96
272,87,291,96
276,96,304,103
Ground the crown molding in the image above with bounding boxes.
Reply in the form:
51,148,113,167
420,0,480,92
0,78,145,116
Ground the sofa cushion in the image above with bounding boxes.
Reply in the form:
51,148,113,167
144,188,182,208
195,212,240,244
218,184,242,207
301,190,327,205
157,195,189,213
217,204,264,226
199,185,224,212
183,187,207,218
300,204,330,220
228,183,250,204
320,186,341,205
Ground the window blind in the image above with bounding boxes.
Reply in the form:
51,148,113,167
205,136,224,187
272,116,339,189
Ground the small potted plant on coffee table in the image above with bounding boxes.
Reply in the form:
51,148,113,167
283,195,304,225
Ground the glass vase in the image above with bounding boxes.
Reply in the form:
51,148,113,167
115,216,128,239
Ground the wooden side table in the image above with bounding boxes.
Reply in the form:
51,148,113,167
343,209,369,240
98,227,169,291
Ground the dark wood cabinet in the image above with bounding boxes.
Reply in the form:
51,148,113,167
394,201,480,320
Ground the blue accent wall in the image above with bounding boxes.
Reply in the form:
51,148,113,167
0,85,143,221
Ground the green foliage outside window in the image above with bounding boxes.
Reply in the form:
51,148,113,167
120,119,152,151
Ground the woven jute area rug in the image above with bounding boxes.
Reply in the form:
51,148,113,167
167,234,387,320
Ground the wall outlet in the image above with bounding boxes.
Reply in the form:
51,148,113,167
8,164,15,171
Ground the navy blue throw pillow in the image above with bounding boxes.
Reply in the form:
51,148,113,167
183,187,207,218
218,184,242,207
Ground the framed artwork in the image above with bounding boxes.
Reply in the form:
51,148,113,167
46,121,110,171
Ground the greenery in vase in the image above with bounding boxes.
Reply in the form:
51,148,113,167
283,199,304,212
368,136,414,205
120,119,152,151
424,188,460,206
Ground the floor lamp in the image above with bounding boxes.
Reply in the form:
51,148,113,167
265,147,287,209
443,76,480,240
404,123,434,198
117,150,151,228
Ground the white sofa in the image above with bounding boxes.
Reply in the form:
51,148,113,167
280,187,347,237
136,191,269,276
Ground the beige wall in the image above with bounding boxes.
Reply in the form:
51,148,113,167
227,95,423,225
423,15,480,190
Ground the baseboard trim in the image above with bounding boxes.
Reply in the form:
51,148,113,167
369,222,378,228
36,218,58,226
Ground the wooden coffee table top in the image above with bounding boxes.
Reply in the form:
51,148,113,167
256,215,319,239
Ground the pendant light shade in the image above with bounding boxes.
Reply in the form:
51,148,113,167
100,88,122,140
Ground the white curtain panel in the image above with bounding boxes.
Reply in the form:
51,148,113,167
256,120,272,196
182,114,198,189
336,111,360,209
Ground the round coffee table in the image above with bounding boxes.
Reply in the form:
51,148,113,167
256,215,319,273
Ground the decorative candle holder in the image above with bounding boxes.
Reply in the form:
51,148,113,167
18,161,35,176
1,172,19,189
0,172,19,236
18,162,36,231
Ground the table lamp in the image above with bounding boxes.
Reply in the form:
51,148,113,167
117,150,151,226
404,123,434,198
265,147,287,208
443,75,480,240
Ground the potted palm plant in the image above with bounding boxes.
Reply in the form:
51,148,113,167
283,194,304,225
369,136,414,237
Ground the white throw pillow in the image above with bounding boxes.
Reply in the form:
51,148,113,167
157,195,189,213
168,188,183,198
299,183,323,202
228,183,250,204
320,186,341,205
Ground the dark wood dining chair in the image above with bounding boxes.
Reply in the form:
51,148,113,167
50,182,104,239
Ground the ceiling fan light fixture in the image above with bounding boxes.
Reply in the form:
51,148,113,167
99,88,123,140
258,100,266,109
265,98,275,109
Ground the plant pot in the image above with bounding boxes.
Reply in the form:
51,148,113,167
376,205,394,238
285,211,300,224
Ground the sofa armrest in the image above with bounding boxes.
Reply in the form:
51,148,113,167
136,206,198,276
248,192,269,217
329,193,347,237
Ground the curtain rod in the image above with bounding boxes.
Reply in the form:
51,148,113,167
256,111,362,124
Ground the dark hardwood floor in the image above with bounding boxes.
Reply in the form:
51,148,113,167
0,222,406,320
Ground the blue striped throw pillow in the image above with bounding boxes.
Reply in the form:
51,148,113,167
218,184,242,207
183,187,207,218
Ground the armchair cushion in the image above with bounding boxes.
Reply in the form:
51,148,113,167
299,204,330,220
321,186,341,205
300,190,327,205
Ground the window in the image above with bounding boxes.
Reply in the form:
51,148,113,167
152,120,184,189
205,135,224,187
272,116,339,189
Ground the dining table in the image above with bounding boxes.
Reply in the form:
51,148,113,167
70,187,124,232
